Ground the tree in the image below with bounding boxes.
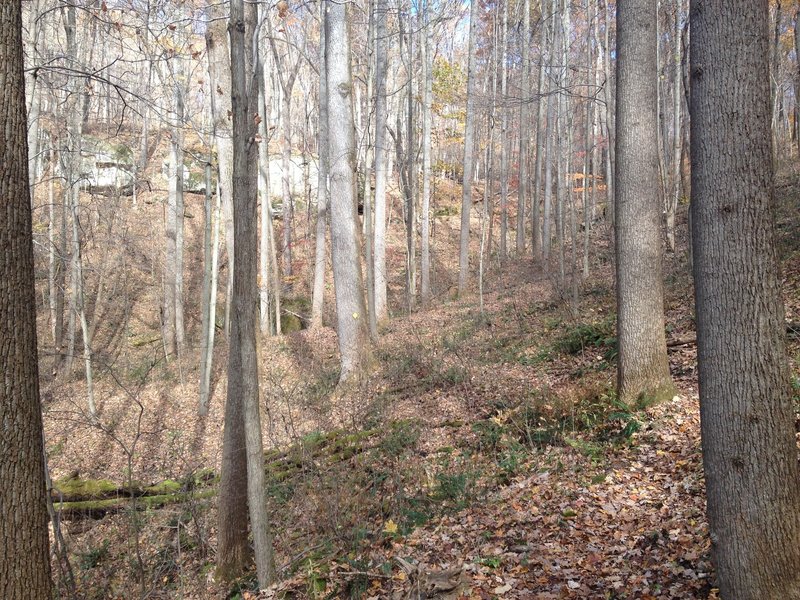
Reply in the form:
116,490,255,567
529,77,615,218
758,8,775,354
205,7,236,337
325,0,371,383
217,0,274,584
690,0,800,596
458,0,479,295
614,0,673,406
516,0,530,256
0,2,53,597
311,2,330,330
373,0,389,323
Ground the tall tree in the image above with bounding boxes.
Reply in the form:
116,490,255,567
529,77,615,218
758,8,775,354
517,0,530,255
311,1,330,330
458,0,480,294
420,0,434,304
614,0,673,405
217,0,274,584
0,1,53,596
326,0,372,383
205,8,236,337
690,0,800,596
373,0,389,322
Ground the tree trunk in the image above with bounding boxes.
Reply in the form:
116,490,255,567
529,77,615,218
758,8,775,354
690,1,800,597
0,2,53,595
542,0,558,265
531,2,547,261
364,0,377,336
326,0,372,384
402,12,417,314
458,0,479,294
219,0,275,586
259,53,277,336
205,13,235,338
666,0,683,252
614,0,673,406
516,0,530,255
420,0,434,305
311,2,329,330
373,0,389,322
199,161,220,417
499,0,510,260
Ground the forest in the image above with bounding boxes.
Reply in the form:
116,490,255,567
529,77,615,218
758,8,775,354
2,0,800,598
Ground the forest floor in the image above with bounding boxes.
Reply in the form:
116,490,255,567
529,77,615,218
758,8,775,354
40,172,800,600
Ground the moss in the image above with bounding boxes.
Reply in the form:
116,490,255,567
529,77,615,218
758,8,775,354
53,476,119,500
144,480,182,495
54,490,216,517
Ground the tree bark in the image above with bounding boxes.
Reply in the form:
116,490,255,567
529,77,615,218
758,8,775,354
516,0,530,255
0,2,53,596
326,0,372,383
420,0,434,305
205,12,235,338
458,0,479,294
614,0,673,405
373,0,389,322
311,1,329,330
690,0,800,596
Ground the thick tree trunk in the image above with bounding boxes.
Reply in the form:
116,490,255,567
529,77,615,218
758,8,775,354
458,0,480,294
0,2,53,596
326,0,372,383
614,0,673,405
214,6,250,582
690,1,800,597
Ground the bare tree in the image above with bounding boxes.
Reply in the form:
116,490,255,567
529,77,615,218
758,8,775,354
373,0,389,322
217,0,275,584
458,0,479,295
311,2,329,330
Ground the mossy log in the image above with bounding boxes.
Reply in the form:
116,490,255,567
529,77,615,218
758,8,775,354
52,429,378,520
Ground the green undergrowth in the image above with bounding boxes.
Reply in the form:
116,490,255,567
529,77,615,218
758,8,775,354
517,316,617,369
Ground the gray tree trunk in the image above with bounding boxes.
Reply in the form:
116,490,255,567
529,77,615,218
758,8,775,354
325,0,372,383
690,1,800,597
364,0,377,336
666,0,683,252
373,0,389,322
614,0,673,406
311,2,329,330
499,0,510,260
199,162,220,417
218,0,275,586
516,0,530,255
420,0,434,305
531,3,547,261
205,12,235,338
458,0,480,294
0,3,53,595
